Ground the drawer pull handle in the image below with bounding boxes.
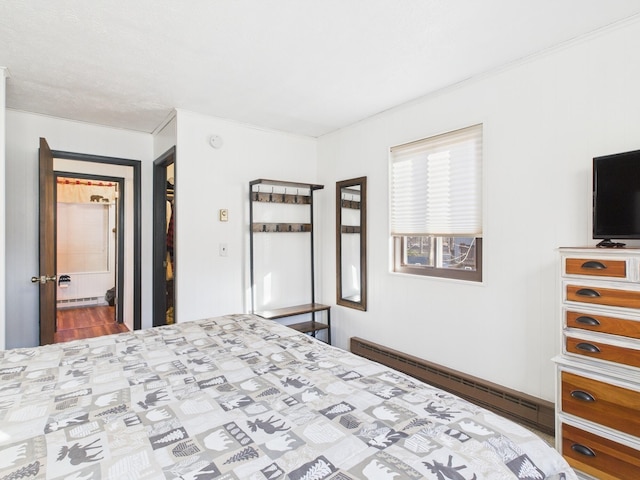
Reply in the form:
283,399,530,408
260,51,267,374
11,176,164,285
575,288,601,298
571,443,596,457
581,261,606,270
575,316,600,326
570,390,596,402
576,342,601,353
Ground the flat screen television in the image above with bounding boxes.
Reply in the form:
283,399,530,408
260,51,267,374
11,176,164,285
593,149,640,247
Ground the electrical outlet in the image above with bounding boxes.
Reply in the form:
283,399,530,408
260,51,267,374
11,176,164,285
219,243,228,257
219,209,228,222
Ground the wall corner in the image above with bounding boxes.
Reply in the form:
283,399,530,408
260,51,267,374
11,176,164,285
1,66,9,350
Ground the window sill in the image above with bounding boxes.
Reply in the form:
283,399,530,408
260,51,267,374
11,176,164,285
388,269,486,286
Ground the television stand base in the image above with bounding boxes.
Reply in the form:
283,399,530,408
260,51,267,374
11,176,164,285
596,239,626,248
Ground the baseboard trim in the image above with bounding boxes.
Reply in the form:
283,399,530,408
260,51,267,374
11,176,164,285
350,337,554,436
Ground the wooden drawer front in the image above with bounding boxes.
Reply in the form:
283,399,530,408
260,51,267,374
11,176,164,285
565,258,626,278
562,423,640,480
566,336,640,369
561,371,640,437
567,310,640,339
566,284,640,309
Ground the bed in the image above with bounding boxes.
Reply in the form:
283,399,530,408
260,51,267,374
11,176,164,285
0,314,576,479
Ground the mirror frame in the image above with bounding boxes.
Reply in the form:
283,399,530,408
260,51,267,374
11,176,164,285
336,176,367,311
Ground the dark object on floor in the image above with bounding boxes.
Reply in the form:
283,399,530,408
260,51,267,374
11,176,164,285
105,287,115,306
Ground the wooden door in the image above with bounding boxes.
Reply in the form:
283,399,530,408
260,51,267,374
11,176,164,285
36,138,57,345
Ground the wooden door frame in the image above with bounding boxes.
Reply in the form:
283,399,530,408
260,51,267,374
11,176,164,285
54,171,126,324
153,147,176,327
50,149,142,331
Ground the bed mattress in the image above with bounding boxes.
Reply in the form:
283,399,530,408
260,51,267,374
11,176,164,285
0,314,576,479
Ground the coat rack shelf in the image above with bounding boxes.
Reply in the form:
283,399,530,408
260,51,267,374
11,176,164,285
341,199,361,209
249,179,330,343
251,192,312,205
251,223,312,233
341,225,361,234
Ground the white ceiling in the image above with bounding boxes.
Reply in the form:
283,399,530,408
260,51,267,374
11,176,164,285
2,1,640,138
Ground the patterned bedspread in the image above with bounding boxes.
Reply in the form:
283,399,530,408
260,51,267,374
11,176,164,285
0,314,576,479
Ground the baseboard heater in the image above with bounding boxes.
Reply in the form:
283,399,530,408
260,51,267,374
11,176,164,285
350,337,554,436
57,296,104,308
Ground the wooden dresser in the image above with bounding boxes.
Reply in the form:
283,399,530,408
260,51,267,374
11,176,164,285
556,248,640,479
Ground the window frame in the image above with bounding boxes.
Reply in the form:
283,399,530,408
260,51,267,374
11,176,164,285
390,123,483,282
393,236,482,281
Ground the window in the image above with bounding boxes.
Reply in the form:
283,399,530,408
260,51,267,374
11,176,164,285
390,124,483,281
57,203,112,273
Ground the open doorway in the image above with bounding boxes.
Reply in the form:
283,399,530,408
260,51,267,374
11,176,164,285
51,153,141,337
54,172,129,342
35,142,142,345
153,147,176,326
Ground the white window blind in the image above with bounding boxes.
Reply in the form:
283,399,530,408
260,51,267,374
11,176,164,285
57,203,110,273
390,124,483,236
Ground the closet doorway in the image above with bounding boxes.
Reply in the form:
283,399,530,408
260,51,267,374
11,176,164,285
54,172,127,342
153,147,176,326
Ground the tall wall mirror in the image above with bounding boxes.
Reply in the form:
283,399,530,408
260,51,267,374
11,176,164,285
336,176,367,311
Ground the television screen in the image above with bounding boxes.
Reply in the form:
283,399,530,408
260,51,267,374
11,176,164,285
593,149,640,244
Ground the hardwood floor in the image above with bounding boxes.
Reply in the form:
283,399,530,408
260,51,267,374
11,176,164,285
55,305,129,343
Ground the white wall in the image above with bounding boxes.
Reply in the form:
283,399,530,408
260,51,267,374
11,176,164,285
5,111,153,347
0,68,7,350
317,18,640,401
173,110,318,322
3,108,318,346
154,113,177,159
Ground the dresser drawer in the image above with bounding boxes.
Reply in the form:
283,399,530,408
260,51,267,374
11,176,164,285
565,257,627,278
566,284,640,309
561,371,640,437
565,336,640,369
561,423,640,480
566,310,640,339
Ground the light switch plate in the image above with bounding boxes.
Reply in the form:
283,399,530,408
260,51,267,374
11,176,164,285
219,209,228,222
